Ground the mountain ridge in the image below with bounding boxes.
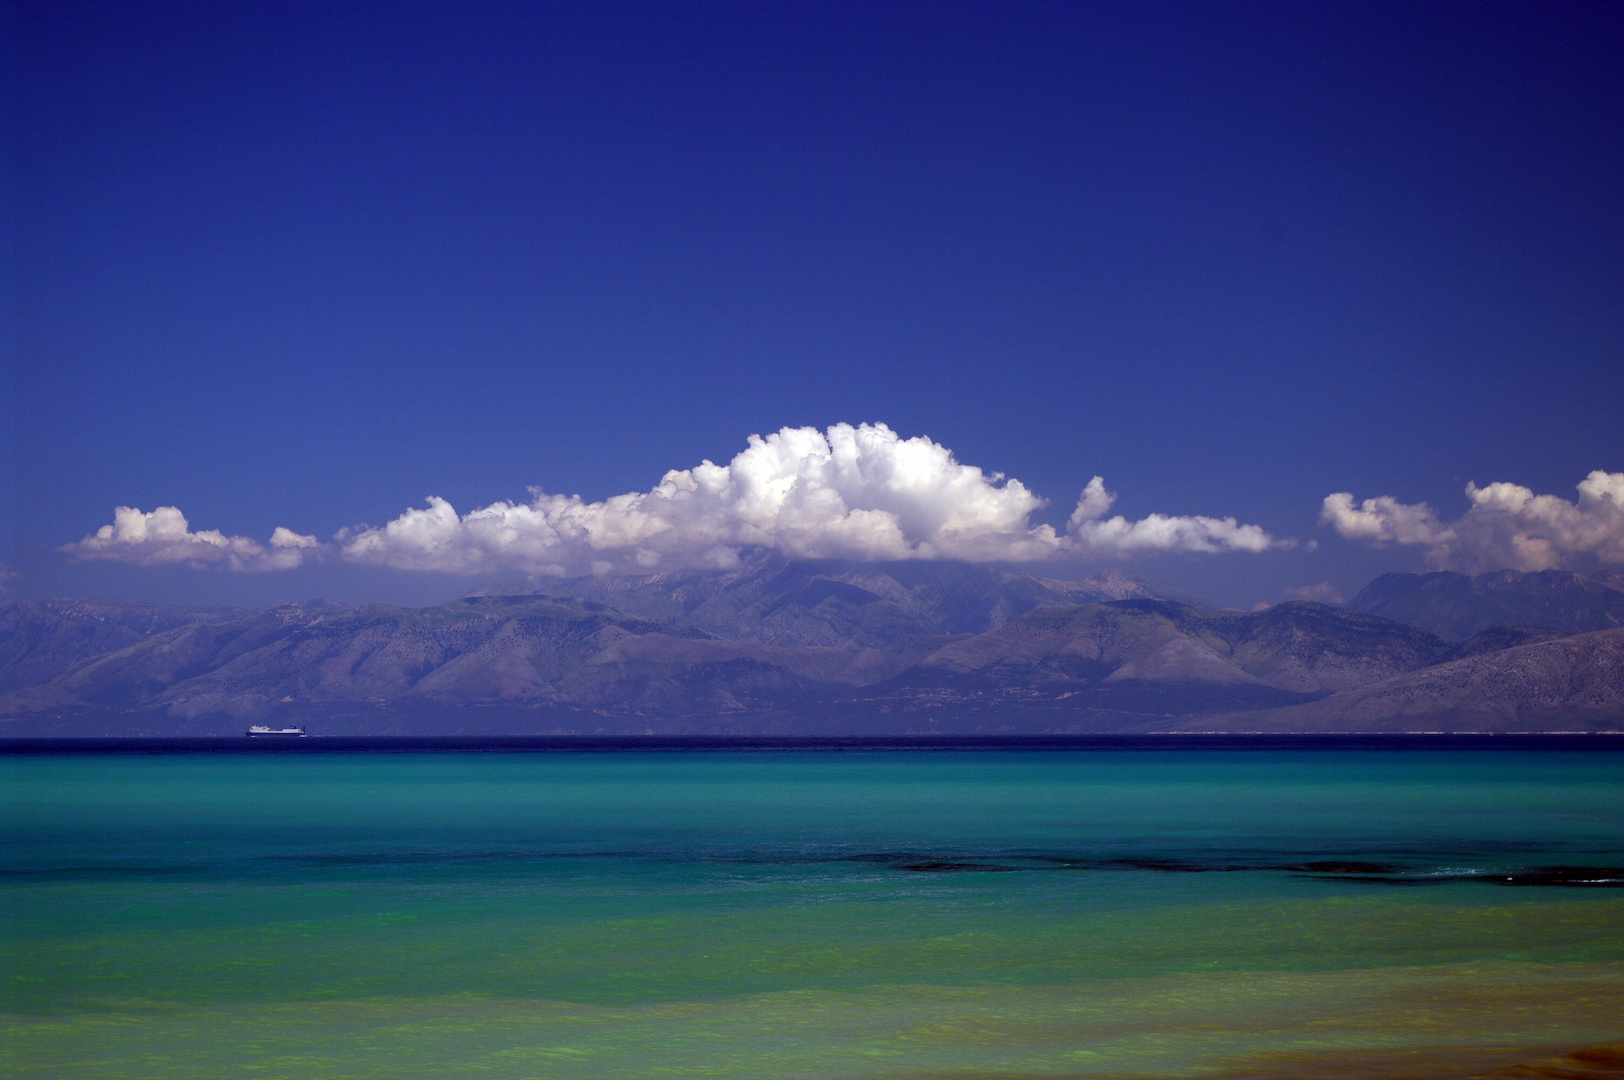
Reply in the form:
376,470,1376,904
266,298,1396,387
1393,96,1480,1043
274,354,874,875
3,562,1620,734
1348,569,1624,640
478,555,1206,648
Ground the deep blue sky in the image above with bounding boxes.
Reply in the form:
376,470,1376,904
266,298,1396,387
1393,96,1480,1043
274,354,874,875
7,1,1623,607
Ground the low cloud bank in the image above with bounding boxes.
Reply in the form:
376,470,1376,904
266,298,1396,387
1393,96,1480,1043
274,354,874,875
67,423,1285,575
68,506,320,572
1322,471,1624,572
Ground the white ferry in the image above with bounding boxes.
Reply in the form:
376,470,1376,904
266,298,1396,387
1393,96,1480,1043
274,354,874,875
246,725,307,738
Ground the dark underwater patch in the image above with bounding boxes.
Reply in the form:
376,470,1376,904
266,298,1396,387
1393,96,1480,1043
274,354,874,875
1278,863,1624,887
1285,860,1404,875
1483,866,1624,887
13,847,1621,888
840,852,1624,887
1158,1040,1624,1080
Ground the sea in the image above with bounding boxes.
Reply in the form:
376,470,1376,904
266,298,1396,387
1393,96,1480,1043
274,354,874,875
3,736,1622,1079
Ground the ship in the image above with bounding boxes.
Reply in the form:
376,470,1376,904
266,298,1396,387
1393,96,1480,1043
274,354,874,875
246,725,307,738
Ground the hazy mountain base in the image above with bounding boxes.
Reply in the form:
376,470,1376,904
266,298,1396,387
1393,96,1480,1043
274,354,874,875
0,699,1297,737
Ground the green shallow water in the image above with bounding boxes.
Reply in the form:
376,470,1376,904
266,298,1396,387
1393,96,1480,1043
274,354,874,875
3,747,1623,1078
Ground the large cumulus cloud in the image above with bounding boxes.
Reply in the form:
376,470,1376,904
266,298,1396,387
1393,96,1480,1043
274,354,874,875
68,423,1285,574
338,423,1066,573
1321,470,1624,572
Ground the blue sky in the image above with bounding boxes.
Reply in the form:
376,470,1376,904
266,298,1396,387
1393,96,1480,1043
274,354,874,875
7,1,1623,608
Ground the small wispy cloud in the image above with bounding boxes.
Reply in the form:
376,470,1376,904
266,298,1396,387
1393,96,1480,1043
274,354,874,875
1285,582,1344,604
66,423,1286,575
1321,470,1624,572
1067,476,1280,557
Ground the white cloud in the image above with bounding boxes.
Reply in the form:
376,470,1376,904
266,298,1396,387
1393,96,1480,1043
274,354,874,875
1285,582,1345,604
340,423,1064,574
70,423,1284,575
65,506,319,571
1321,471,1624,572
1319,492,1450,546
1066,476,1281,557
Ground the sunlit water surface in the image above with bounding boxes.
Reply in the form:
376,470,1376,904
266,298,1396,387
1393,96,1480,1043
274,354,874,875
4,743,1623,1078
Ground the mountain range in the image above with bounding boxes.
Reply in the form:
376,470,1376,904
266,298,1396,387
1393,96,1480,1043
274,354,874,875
2,561,1620,735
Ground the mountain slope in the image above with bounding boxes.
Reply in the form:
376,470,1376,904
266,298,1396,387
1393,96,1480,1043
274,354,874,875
843,600,1462,726
1190,628,1624,732
0,598,248,693
1349,570,1624,640
0,596,936,732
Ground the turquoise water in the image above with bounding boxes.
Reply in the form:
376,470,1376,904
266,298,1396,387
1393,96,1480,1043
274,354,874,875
4,746,1624,1078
